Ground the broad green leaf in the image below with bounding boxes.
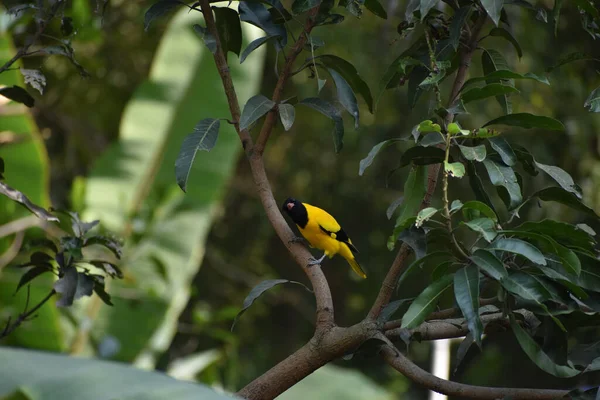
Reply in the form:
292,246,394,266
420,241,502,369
400,146,446,167
420,132,445,147
461,200,498,222
378,298,413,323
364,0,387,19
316,55,373,113
482,159,522,209
389,166,427,246
16,266,52,292
401,274,454,329
459,145,486,162
471,249,507,280
192,25,217,54
515,220,596,254
240,94,276,130
510,314,579,377
213,6,242,56
328,68,359,128
239,2,287,50
537,266,588,299
445,161,465,178
232,279,309,330
462,218,497,242
454,265,483,347
488,136,516,166
466,163,497,214
397,251,455,289
447,122,469,136
144,0,184,31
481,0,504,26
278,103,295,131
240,35,279,63
292,0,322,13
489,27,522,58
417,119,442,133
0,347,234,400
449,6,471,50
450,199,463,213
376,56,422,108
398,226,427,259
300,97,345,153
535,162,582,199
461,84,519,104
535,187,599,218
463,70,550,88
415,207,438,227
481,48,513,114
584,87,600,112
358,139,403,176
546,51,599,73
488,238,546,265
0,85,34,107
512,144,539,175
420,0,439,20
175,118,220,192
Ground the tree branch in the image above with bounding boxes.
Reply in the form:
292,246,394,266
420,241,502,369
0,288,56,340
380,345,569,399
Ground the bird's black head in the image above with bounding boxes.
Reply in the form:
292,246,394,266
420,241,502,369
281,197,308,228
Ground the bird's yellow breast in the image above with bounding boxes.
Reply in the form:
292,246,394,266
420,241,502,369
297,203,343,257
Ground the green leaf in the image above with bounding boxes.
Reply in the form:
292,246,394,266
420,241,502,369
175,118,220,192
240,94,276,130
447,122,469,136
481,49,513,114
536,187,599,218
420,132,445,147
213,6,242,56
398,226,427,259
417,119,442,133
512,144,539,175
482,159,522,209
316,55,374,113
461,84,519,104
358,139,403,176
377,56,422,108
488,238,546,265
378,298,413,323
328,68,359,128
463,70,550,88
471,249,507,280
462,200,498,222
415,207,438,227
454,265,483,347
239,2,287,50
389,166,427,245
515,220,596,254
0,86,34,108
584,87,600,112
0,347,234,399
467,163,497,214
510,314,579,377
84,236,123,259
488,136,517,166
546,51,599,73
449,6,471,50
364,0,387,19
445,161,465,178
489,27,522,58
481,0,504,26
192,25,217,54
535,162,582,199
401,274,454,329
459,145,486,162
419,0,439,20
240,35,279,63
397,251,455,288
299,97,345,153
16,266,52,292
462,218,497,242
278,103,295,131
400,146,446,167
53,266,79,308
232,279,310,330
144,0,183,31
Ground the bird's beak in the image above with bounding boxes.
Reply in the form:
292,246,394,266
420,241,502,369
286,203,294,211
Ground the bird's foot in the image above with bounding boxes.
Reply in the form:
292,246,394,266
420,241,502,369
307,254,327,266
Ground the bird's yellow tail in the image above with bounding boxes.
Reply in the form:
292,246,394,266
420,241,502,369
347,257,367,279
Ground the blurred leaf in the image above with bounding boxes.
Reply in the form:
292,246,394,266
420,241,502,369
193,25,217,54
489,27,522,58
144,0,184,31
535,162,582,199
377,56,422,107
213,7,242,56
240,95,275,130
364,0,387,19
454,264,483,347
175,118,220,192
415,207,438,227
546,51,598,73
386,196,404,220
278,103,295,131
419,0,439,20
84,236,123,259
0,182,58,221
449,6,471,50
401,274,453,329
512,144,539,175
328,68,359,128
397,251,455,289
584,87,600,112
316,55,373,113
481,0,504,26
471,249,507,280
462,218,497,242
463,70,549,87
420,132,445,147
510,314,579,377
74,273,94,300
232,279,309,330
482,159,522,209
400,146,446,167
488,136,517,166
299,98,344,153
16,266,52,292
398,226,427,259
20,69,46,95
489,238,546,265
292,0,322,14
0,86,34,108
239,1,287,50
462,84,519,104
53,266,79,308
360,140,404,176
0,347,235,399
240,35,279,63
378,298,413,323
459,145,486,162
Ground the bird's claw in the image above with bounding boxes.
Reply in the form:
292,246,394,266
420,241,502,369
307,254,326,267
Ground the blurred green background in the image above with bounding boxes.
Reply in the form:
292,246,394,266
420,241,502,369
1,0,600,399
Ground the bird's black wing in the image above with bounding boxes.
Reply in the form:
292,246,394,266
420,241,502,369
319,225,359,254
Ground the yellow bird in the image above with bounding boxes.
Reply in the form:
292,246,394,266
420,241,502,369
281,197,367,279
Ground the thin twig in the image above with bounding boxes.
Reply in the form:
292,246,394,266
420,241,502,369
0,289,56,339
